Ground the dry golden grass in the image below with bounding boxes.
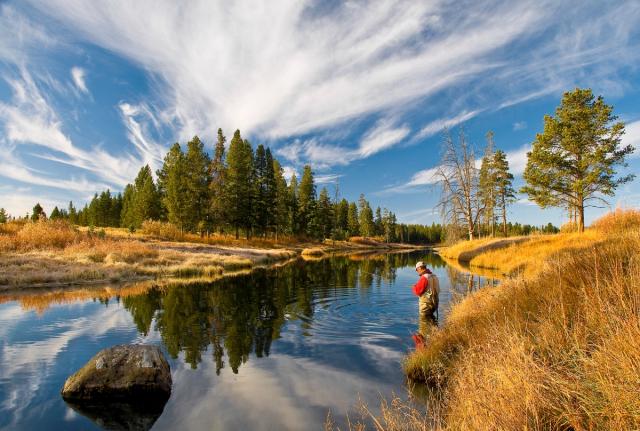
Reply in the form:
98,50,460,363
139,219,306,248
437,236,529,262
325,395,444,431
469,230,601,277
401,209,640,430
591,207,640,234
0,220,297,288
301,247,326,257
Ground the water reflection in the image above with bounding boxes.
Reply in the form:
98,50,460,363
121,253,428,372
446,265,500,301
0,249,499,431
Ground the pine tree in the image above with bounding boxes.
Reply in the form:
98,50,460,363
111,193,123,227
50,206,61,220
358,194,374,237
273,159,290,240
316,187,334,240
382,208,397,243
347,202,359,236
161,143,190,232
133,165,160,227
253,144,268,236
493,149,516,236
522,88,634,232
209,128,227,233
374,207,383,236
264,148,276,234
336,198,349,236
121,184,136,228
297,165,317,237
184,136,211,233
31,203,45,221
0,208,7,223
68,201,77,224
478,131,497,236
225,130,254,238
288,173,299,235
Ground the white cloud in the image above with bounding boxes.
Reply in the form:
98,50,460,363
277,120,410,169
24,0,557,142
70,66,88,94
118,102,168,171
505,145,530,175
281,165,297,181
625,120,640,158
315,174,342,184
0,190,65,218
0,69,152,192
406,166,441,187
415,110,481,139
0,6,57,63
513,121,527,131
396,207,439,224
356,120,410,158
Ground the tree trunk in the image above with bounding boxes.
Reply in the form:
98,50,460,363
235,225,239,239
502,194,507,236
578,202,585,233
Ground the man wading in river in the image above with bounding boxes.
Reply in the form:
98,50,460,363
412,261,439,348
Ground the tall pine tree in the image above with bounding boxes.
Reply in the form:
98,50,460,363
225,130,254,238
160,143,189,232
522,88,634,232
184,136,211,233
493,149,516,236
297,165,317,237
209,128,227,233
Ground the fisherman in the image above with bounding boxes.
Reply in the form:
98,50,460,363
413,261,440,317
411,261,440,349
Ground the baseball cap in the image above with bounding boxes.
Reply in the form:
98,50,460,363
415,261,426,270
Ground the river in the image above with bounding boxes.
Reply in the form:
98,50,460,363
0,250,498,430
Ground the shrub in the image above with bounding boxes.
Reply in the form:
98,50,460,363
14,220,80,250
140,220,184,241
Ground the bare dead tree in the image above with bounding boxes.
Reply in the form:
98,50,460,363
435,128,484,241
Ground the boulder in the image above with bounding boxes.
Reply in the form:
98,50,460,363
61,344,172,402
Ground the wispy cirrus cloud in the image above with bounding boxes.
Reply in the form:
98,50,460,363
415,110,482,140
0,68,148,190
70,67,88,94
23,0,553,142
277,119,410,169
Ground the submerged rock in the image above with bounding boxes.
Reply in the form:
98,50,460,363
61,344,172,402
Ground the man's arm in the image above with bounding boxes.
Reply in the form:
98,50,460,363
412,276,428,296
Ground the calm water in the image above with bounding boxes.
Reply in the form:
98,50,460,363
0,250,497,430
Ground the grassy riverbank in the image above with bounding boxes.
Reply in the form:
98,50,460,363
0,220,417,290
398,209,640,430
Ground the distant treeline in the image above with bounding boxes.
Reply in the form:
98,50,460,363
6,128,561,244
31,129,443,244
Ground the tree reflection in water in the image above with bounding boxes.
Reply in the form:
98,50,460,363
121,253,417,373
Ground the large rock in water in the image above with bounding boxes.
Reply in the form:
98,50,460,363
61,344,172,402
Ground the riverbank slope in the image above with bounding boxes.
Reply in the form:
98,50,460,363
403,209,640,430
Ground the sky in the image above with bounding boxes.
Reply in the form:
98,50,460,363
0,0,639,226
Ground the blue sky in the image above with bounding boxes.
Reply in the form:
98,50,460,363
0,0,639,226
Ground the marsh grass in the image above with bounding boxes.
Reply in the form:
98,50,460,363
0,220,296,288
325,394,444,431
400,209,640,430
